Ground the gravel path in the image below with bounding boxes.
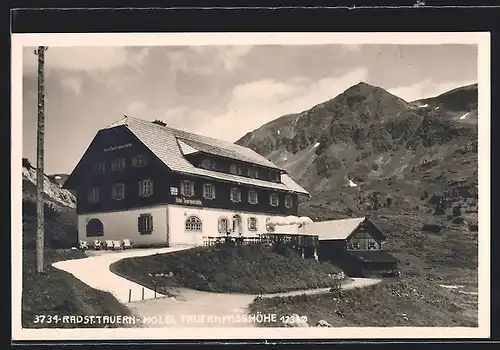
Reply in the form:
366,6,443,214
53,246,381,328
52,246,193,303
127,278,381,328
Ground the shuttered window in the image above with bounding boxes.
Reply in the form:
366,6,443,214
138,214,153,234
248,190,258,204
230,188,242,203
218,217,229,234
269,193,279,207
181,180,195,197
248,217,258,231
111,183,125,200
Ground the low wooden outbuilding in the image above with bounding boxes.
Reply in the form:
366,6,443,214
304,216,399,277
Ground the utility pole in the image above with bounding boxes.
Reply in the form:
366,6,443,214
34,46,48,274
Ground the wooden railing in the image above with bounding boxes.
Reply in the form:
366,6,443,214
202,233,318,248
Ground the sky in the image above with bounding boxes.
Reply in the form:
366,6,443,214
22,44,478,174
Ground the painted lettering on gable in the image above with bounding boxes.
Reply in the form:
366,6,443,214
104,143,132,152
175,197,202,206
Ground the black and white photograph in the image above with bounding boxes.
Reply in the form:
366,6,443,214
12,32,490,340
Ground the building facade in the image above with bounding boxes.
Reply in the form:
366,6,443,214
64,117,310,247
305,217,399,277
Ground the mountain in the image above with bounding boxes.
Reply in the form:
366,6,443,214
236,82,478,225
22,158,77,248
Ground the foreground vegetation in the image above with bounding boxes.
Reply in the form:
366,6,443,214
22,249,135,328
250,276,478,327
248,211,478,327
111,244,343,294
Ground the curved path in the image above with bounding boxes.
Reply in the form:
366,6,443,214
52,246,193,303
52,246,381,328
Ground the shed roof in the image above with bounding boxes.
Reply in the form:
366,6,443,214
304,217,366,240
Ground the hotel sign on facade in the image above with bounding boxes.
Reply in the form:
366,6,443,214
175,197,203,206
104,143,133,152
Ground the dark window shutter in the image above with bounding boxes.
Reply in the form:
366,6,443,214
150,215,154,230
138,216,142,232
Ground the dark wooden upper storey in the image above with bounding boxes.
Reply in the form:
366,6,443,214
64,118,309,216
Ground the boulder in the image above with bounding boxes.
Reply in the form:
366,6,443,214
421,224,441,233
284,313,309,327
316,320,333,327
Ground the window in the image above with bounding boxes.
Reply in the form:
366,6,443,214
111,183,125,200
247,168,257,178
269,193,279,207
248,190,258,204
265,217,275,232
111,158,126,171
86,218,104,237
284,194,293,208
230,187,242,203
230,164,238,174
237,166,243,175
254,169,259,178
138,179,153,197
138,214,153,234
87,187,100,203
248,217,258,231
95,162,106,174
180,180,195,197
368,241,376,249
351,241,360,249
203,183,215,199
185,216,202,231
275,173,281,182
132,155,148,167
201,158,212,169
218,217,229,234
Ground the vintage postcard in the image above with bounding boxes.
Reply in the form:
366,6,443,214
11,32,490,341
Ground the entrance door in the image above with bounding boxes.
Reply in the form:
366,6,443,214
232,214,242,237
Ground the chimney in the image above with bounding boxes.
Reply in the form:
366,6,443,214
152,119,167,127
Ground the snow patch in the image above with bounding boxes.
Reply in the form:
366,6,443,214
434,106,440,110
314,142,320,148
460,112,470,120
458,291,478,296
277,129,281,135
439,284,464,290
348,179,358,187
54,175,61,180
418,104,429,108
22,167,76,209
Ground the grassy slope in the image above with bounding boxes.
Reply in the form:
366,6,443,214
22,249,135,328
111,244,343,294
22,179,134,328
249,277,478,327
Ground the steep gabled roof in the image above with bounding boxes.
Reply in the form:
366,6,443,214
103,116,309,195
305,217,366,240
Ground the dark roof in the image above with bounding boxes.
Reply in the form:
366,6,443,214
103,116,309,195
348,250,399,263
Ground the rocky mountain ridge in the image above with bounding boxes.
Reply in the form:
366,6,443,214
236,82,478,226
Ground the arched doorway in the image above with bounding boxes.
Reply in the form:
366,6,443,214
86,218,104,237
232,214,243,237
